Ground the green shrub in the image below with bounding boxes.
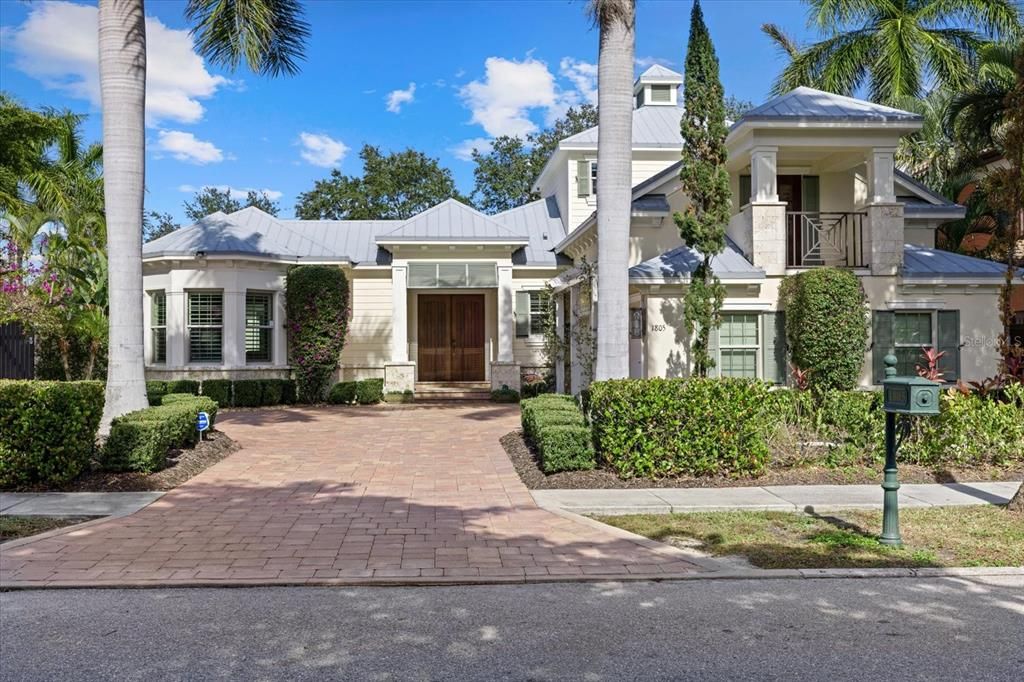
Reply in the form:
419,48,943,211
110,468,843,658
287,265,349,402
589,378,776,478
0,380,104,487
260,379,285,406
520,395,583,443
779,268,869,391
327,381,357,405
201,379,233,407
103,396,218,473
146,381,168,406
384,390,415,404
491,387,520,403
521,377,550,399
281,379,297,404
165,379,199,395
356,378,384,405
538,425,595,473
232,380,263,407
161,393,198,405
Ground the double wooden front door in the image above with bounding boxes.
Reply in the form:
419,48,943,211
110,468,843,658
417,294,485,382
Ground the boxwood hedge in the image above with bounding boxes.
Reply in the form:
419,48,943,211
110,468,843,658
104,395,218,473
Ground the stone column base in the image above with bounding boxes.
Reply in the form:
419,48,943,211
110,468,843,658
384,362,416,394
490,362,521,392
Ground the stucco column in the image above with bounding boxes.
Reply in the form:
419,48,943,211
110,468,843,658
867,147,897,204
554,291,565,393
390,265,408,362
274,291,288,366
751,146,778,202
222,290,244,367
867,203,905,276
569,285,582,393
750,201,789,276
497,265,514,362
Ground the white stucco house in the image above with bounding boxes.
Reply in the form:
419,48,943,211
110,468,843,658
142,66,1010,395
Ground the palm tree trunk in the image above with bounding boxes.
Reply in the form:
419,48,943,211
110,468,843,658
98,0,149,431
594,0,635,381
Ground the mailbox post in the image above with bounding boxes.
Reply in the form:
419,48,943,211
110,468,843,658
880,355,941,546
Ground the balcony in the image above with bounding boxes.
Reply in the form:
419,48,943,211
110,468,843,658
786,212,866,268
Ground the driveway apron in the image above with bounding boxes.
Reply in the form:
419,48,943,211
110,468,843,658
1,404,703,586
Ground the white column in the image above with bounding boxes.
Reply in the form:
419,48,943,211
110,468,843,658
497,265,514,363
273,290,288,366
554,292,565,393
390,265,408,362
222,290,244,367
166,274,186,367
868,147,897,204
750,146,778,202
569,285,582,393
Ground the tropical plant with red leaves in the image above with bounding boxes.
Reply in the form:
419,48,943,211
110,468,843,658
915,347,946,381
789,363,811,391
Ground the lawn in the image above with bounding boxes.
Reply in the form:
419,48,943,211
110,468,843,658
0,516,92,543
598,507,1024,569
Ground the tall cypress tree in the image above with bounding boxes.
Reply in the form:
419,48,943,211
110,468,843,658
675,0,730,377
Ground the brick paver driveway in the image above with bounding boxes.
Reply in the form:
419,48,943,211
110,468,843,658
1,404,705,587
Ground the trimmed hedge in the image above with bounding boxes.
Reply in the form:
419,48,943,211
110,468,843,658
281,379,297,404
287,265,349,403
384,390,415,404
104,395,218,473
356,378,384,405
232,380,263,407
261,379,285,406
201,379,233,407
589,378,775,478
0,380,104,486
166,379,199,395
146,381,168,406
520,394,579,442
538,425,595,473
491,387,520,403
328,381,357,405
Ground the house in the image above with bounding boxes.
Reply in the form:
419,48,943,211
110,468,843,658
142,65,1011,395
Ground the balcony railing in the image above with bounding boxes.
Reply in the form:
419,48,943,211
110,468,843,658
786,212,866,268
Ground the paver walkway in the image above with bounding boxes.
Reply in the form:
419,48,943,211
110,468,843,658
0,404,704,587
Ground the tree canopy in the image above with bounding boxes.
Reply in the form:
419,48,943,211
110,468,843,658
183,187,280,222
295,144,466,220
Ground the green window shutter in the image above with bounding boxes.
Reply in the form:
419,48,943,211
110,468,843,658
937,310,960,382
576,160,591,197
706,325,720,378
872,311,895,384
739,174,751,207
762,311,787,384
801,175,820,213
515,291,531,338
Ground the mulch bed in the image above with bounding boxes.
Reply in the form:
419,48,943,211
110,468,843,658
0,516,96,544
6,430,239,493
501,430,1024,490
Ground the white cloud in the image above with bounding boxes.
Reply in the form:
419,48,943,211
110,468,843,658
559,58,598,106
385,82,417,113
297,132,348,167
449,137,493,162
459,57,557,137
178,184,282,201
3,1,228,125
155,130,224,164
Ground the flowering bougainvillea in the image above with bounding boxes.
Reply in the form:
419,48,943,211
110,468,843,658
285,265,350,402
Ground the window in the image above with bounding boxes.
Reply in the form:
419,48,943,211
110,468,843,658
590,161,598,194
407,262,497,288
245,292,273,363
576,160,598,197
150,291,166,364
893,311,933,376
719,313,759,378
187,291,223,363
515,290,549,338
650,84,672,103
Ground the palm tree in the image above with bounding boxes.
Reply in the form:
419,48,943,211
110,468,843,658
96,0,309,431
589,0,634,382
763,0,1022,105
947,41,1023,150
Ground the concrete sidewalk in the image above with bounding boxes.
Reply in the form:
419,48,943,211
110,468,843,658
531,481,1022,516
0,492,164,517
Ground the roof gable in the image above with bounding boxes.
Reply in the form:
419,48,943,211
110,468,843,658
737,87,923,124
377,198,527,243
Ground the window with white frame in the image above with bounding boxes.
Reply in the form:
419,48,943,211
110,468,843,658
151,291,166,364
719,313,759,378
576,160,598,197
245,292,273,363
515,290,549,338
893,311,932,376
187,291,223,363
590,161,598,195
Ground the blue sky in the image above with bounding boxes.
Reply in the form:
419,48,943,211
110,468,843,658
1,0,816,223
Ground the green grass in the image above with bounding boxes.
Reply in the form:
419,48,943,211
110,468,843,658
597,507,1024,569
0,516,91,543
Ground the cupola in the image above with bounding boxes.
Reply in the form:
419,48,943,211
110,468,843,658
633,64,683,108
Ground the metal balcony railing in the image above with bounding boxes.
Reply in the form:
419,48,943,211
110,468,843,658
786,212,867,268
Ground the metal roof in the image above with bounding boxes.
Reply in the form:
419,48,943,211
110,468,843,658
491,196,570,267
376,199,527,243
629,238,765,282
636,64,682,82
902,244,1018,279
736,87,923,125
560,103,686,149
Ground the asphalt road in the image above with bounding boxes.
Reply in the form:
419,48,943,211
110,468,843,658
1,577,1022,681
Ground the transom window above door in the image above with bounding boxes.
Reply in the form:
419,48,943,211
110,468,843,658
408,262,497,288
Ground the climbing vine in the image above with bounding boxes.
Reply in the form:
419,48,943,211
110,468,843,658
285,265,350,402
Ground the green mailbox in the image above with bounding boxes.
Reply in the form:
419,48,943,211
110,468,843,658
883,375,941,416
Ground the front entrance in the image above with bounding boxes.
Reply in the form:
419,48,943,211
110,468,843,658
417,294,485,382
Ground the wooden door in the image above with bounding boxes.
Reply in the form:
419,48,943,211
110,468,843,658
417,294,485,382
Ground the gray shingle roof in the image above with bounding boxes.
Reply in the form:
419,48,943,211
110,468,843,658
491,196,570,267
736,87,923,125
376,199,527,243
636,64,682,82
903,244,1019,279
560,103,686,149
629,239,765,281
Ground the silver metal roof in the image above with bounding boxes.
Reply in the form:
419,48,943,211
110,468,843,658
903,244,1018,279
636,64,682,82
560,103,686,149
737,87,923,124
492,196,570,267
629,238,765,281
376,198,527,243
